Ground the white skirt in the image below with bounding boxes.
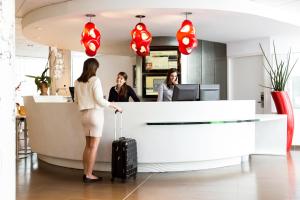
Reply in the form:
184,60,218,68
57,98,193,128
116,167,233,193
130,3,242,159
80,108,104,137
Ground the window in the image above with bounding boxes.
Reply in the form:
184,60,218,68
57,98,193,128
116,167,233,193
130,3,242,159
291,76,300,108
273,52,300,109
71,51,88,85
15,56,48,104
288,53,300,109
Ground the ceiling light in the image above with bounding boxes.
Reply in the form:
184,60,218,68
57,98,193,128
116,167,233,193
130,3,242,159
130,15,152,57
81,14,101,57
176,12,198,55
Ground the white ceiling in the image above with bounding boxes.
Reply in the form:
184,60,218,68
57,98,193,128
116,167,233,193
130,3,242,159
15,18,49,58
15,0,70,17
250,0,300,7
16,0,300,57
16,0,69,58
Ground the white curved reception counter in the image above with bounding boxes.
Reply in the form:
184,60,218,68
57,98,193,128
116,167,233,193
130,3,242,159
24,96,257,172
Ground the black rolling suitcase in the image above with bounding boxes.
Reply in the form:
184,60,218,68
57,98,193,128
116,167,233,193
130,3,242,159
111,111,137,182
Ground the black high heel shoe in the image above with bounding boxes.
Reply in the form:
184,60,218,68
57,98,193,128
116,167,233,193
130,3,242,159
83,175,103,183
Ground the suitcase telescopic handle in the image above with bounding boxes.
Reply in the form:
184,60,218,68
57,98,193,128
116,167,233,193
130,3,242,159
114,111,123,140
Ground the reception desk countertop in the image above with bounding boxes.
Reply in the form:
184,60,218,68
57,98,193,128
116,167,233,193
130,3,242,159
24,96,286,172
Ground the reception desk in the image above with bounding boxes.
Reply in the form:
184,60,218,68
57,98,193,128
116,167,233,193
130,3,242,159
24,96,266,172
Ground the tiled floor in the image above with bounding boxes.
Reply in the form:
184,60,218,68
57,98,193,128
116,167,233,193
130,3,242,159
17,149,300,200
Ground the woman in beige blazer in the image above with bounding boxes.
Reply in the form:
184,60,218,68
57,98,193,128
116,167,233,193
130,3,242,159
74,58,122,183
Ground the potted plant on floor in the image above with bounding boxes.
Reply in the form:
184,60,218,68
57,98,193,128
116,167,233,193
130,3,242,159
26,68,51,95
259,41,298,151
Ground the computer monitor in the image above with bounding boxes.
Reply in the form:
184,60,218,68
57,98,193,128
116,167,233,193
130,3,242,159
172,84,199,101
199,84,220,101
69,87,75,102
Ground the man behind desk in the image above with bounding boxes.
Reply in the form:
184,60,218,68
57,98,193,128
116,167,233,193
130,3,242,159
157,68,178,101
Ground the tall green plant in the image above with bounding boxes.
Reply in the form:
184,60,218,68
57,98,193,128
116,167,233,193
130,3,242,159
259,41,298,91
26,68,51,91
26,48,52,91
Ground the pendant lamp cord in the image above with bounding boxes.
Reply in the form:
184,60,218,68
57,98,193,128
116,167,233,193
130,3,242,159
135,15,145,23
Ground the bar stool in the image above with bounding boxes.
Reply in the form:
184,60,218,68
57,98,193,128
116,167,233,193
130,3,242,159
16,115,31,159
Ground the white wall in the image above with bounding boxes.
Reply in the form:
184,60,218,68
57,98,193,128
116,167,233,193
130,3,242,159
71,52,136,99
15,56,48,103
95,55,136,99
227,36,300,145
227,37,271,58
229,56,264,114
270,35,300,54
0,0,15,199
227,38,272,114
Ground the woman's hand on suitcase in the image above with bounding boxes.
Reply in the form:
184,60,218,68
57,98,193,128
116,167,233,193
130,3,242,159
110,102,123,113
115,106,123,113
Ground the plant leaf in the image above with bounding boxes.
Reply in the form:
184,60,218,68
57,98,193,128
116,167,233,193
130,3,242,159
41,68,49,79
26,75,38,78
259,41,297,91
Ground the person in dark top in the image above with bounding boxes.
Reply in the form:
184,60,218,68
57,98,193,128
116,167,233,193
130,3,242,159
108,72,140,102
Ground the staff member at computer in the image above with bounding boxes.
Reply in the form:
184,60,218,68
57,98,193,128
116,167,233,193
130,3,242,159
108,72,140,102
157,68,178,101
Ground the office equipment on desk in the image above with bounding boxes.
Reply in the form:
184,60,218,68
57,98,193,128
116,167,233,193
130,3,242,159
69,87,74,102
200,84,220,101
172,84,199,101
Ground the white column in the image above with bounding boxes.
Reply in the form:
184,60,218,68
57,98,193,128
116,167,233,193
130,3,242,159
0,0,16,199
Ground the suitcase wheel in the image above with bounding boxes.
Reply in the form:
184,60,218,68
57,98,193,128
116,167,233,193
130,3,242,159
133,175,137,180
111,177,115,182
121,178,126,183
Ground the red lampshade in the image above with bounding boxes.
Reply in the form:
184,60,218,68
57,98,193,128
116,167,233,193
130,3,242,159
130,22,152,57
176,19,198,55
81,22,101,57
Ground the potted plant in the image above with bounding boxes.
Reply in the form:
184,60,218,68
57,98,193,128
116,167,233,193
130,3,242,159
259,41,298,151
26,68,51,95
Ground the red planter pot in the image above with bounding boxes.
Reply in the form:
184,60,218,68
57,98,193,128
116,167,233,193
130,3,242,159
271,91,294,151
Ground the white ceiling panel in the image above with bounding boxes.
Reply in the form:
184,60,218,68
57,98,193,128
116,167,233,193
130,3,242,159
16,0,71,17
15,0,300,56
15,18,48,58
250,0,300,7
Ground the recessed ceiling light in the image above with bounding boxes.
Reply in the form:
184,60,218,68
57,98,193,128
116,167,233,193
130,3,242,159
35,27,42,31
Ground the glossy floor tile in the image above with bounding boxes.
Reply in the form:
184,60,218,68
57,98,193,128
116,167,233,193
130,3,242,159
17,149,300,200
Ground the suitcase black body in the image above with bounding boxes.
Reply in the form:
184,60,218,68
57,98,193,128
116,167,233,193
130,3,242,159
111,112,137,182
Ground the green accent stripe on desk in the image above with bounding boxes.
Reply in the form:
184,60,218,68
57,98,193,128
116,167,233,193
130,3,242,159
146,119,259,125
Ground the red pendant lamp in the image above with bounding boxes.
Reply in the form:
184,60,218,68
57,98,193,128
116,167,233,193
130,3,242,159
130,15,152,57
176,12,198,55
81,14,101,57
